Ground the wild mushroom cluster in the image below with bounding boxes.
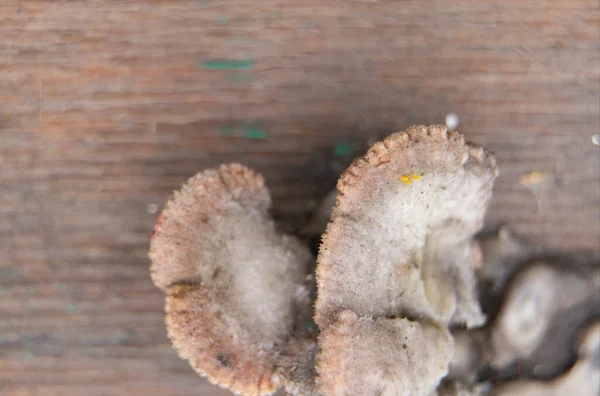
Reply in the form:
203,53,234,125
149,125,600,396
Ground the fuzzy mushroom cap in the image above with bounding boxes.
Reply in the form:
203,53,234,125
316,125,497,330
317,310,453,396
314,125,498,395
149,164,313,396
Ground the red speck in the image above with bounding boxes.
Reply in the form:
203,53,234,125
151,214,163,240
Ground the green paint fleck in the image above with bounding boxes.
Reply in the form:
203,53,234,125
218,15,228,23
125,330,137,341
24,349,35,360
67,304,79,314
0,285,9,294
333,141,354,157
274,10,282,18
301,21,314,29
198,1,212,6
227,74,255,83
201,59,253,70
406,109,416,119
218,126,235,135
57,283,67,291
243,126,267,140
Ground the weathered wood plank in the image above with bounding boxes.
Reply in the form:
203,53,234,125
1,0,598,394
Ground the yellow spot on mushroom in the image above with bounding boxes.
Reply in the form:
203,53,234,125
411,174,421,181
401,175,412,185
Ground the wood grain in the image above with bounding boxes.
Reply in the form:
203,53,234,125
0,1,598,395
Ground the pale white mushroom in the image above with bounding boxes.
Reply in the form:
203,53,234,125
487,259,600,372
494,321,600,396
317,309,454,396
315,125,498,395
149,164,313,396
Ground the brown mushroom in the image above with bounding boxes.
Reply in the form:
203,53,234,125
149,164,313,395
314,125,498,395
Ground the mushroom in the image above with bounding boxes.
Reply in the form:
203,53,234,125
446,329,485,383
149,164,313,395
475,226,540,295
317,309,454,395
485,256,600,378
149,127,600,395
275,269,320,396
314,125,498,395
493,321,600,396
276,333,319,396
436,379,490,396
472,226,541,319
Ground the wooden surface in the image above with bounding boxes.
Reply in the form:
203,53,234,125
1,1,598,395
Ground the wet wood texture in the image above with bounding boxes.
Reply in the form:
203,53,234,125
1,0,598,395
